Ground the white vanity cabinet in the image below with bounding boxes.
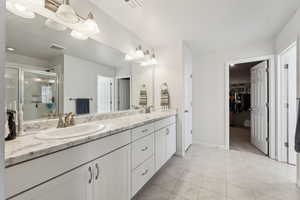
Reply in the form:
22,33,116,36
6,115,177,200
155,117,177,171
10,146,130,200
11,163,93,200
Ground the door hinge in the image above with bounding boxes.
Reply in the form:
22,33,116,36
284,64,289,69
284,142,289,148
286,103,289,109
190,130,193,135
265,102,269,108
266,137,269,142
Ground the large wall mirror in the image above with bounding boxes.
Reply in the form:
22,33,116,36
5,11,155,121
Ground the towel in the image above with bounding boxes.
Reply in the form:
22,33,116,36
160,89,170,107
76,99,90,115
295,102,300,153
139,90,148,106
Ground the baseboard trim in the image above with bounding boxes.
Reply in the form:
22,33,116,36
193,141,226,150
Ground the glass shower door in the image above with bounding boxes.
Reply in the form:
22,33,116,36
23,70,58,121
5,67,19,111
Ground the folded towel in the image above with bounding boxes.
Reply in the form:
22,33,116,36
139,90,148,106
295,103,300,153
161,89,170,106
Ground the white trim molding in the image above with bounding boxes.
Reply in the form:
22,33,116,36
225,55,276,160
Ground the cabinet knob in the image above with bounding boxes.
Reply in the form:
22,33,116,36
88,166,93,184
142,129,148,133
95,163,100,180
166,128,170,135
141,169,148,176
141,146,148,151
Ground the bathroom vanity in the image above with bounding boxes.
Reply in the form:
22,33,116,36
5,111,177,200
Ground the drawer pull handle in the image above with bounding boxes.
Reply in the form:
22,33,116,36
141,169,149,176
166,128,170,135
88,166,93,184
142,129,148,133
141,146,148,151
95,163,100,180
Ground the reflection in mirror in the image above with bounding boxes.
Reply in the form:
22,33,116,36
5,11,155,122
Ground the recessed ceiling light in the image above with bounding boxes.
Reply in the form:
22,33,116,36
7,47,15,52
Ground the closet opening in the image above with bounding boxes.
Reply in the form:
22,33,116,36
229,60,269,156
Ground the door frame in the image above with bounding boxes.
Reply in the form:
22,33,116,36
225,55,276,159
277,41,297,163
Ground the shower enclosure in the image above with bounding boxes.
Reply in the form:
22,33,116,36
5,66,59,121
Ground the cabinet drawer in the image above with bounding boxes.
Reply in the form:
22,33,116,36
155,116,176,131
131,156,155,197
131,123,154,141
132,134,154,169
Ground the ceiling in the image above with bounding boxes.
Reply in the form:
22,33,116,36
90,0,300,53
6,12,130,68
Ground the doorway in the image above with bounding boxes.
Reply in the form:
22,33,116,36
116,77,131,111
278,42,297,165
97,76,114,113
229,61,269,155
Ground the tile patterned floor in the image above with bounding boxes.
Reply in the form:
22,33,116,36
133,145,299,200
230,127,264,156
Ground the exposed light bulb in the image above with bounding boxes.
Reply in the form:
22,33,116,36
135,45,144,58
230,63,235,67
81,12,100,35
56,0,78,24
7,47,15,52
70,30,88,40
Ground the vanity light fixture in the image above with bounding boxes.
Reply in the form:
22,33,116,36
135,45,145,58
141,53,158,66
6,0,36,19
70,30,88,40
45,19,67,31
81,12,100,35
56,0,78,24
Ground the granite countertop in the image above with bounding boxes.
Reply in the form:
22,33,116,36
5,110,176,168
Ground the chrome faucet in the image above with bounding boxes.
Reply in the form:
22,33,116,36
57,112,75,128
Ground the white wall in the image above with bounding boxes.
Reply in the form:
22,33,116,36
155,42,185,156
0,0,5,198
275,7,300,187
192,39,274,147
63,55,116,114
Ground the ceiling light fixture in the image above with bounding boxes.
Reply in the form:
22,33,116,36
70,30,88,40
81,12,100,35
6,0,36,19
45,18,67,31
56,0,78,24
135,45,144,58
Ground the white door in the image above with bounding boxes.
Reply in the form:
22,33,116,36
250,61,269,155
166,124,177,160
155,128,167,171
97,76,113,113
118,78,131,111
93,146,130,200
184,71,193,151
11,164,93,200
280,44,297,165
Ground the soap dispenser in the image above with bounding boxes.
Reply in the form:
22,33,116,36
5,109,17,141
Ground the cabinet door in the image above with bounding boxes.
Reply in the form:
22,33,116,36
166,124,177,160
155,128,167,171
11,164,93,200
93,145,130,200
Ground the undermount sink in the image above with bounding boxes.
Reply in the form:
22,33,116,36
35,123,106,140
